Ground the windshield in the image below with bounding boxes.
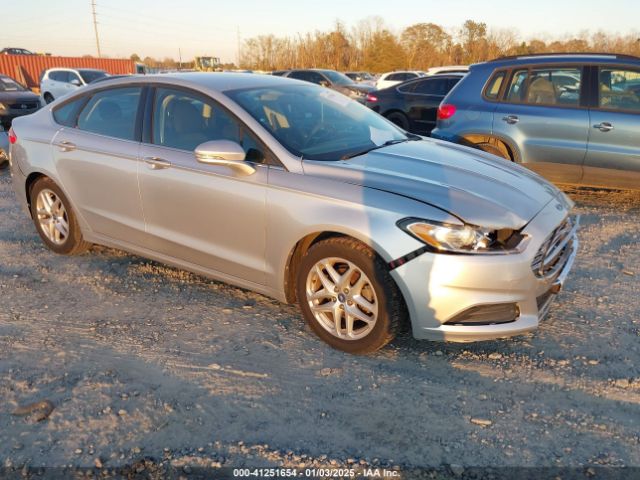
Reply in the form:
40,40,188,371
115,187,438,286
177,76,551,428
79,70,108,83
0,76,26,92
320,70,356,86
227,84,408,161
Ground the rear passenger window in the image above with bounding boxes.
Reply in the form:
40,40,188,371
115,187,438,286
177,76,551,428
485,71,505,100
528,67,581,106
52,97,86,127
598,67,640,112
411,78,449,95
77,87,141,141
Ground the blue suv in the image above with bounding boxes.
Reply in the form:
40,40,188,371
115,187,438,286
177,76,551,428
431,53,640,190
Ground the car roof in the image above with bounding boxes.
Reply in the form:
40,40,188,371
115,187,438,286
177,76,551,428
479,53,640,69
83,72,302,93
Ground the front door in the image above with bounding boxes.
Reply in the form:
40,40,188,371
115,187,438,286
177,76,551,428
583,65,640,189
138,87,268,284
492,65,589,183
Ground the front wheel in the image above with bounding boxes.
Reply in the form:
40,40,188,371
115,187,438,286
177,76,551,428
296,237,405,354
29,177,90,255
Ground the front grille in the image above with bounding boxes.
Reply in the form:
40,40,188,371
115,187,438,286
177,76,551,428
531,216,575,278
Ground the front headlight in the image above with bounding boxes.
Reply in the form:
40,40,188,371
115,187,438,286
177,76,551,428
398,218,527,254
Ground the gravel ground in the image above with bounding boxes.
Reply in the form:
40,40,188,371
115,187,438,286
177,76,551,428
1,168,639,477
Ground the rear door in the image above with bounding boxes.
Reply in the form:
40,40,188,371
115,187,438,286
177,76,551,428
583,65,640,189
492,65,589,183
52,86,146,244
400,76,459,135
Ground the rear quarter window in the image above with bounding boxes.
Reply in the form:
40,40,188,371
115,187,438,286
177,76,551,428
484,71,506,100
52,97,87,127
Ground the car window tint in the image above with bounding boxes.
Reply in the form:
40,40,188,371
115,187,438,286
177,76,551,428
49,71,67,82
68,72,81,84
288,71,308,81
411,78,449,95
485,71,505,100
387,73,403,81
77,87,141,140
505,70,528,102
52,97,86,127
598,67,640,112
152,88,242,152
307,72,326,85
527,67,581,106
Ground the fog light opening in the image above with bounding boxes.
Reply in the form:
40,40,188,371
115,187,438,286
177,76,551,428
445,303,520,326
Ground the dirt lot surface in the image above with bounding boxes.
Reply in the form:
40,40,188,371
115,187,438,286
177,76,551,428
1,168,639,476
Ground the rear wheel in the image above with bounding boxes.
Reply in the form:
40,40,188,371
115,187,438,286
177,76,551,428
296,237,405,354
0,150,8,170
385,111,410,131
43,93,54,104
477,142,510,160
29,177,90,255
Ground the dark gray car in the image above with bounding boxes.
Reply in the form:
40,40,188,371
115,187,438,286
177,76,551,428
284,69,373,103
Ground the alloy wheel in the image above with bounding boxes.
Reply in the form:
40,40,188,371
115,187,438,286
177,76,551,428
36,188,69,245
305,257,378,340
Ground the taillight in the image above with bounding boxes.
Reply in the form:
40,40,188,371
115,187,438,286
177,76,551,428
8,127,17,144
366,93,378,103
437,104,456,120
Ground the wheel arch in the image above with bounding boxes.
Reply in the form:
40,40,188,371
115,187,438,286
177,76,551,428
459,133,521,163
282,230,398,304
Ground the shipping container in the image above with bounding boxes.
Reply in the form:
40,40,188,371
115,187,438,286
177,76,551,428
0,55,136,91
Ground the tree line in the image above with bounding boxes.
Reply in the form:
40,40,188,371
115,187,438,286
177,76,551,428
238,17,640,72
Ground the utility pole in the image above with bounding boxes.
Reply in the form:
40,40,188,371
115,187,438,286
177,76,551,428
91,0,101,58
236,26,241,67
178,48,182,71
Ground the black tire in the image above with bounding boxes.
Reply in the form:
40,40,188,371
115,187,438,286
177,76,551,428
0,157,8,170
296,237,405,354
43,93,54,104
477,142,510,160
29,177,90,255
385,111,410,131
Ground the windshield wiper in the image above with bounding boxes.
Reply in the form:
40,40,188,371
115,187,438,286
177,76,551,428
341,137,416,160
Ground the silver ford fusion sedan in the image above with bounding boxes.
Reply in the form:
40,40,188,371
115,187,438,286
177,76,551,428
8,73,578,353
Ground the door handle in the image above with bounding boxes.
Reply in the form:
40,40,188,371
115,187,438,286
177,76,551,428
56,141,76,152
143,156,172,170
502,115,519,124
594,122,614,132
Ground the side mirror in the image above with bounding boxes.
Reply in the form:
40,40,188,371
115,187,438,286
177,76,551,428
194,140,255,175
70,79,82,86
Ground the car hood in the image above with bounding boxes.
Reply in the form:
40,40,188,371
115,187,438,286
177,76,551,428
0,91,40,103
302,139,568,230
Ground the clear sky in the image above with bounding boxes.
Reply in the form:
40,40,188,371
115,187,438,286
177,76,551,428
3,0,639,63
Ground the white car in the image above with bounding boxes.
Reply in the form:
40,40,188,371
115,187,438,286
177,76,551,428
40,68,108,104
425,65,469,76
375,71,425,90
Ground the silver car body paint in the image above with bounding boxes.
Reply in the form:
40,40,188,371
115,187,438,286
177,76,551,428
9,73,577,342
